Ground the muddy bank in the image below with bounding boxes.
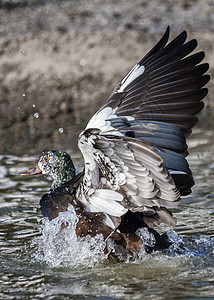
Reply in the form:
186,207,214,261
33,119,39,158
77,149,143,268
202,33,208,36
0,0,213,155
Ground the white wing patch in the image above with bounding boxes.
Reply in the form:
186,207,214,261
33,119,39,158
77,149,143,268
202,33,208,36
86,107,123,135
117,64,145,92
87,189,127,217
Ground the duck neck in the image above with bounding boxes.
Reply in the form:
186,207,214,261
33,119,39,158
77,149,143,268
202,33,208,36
51,162,76,190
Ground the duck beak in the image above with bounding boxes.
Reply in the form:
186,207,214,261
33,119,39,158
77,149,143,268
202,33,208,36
21,165,42,176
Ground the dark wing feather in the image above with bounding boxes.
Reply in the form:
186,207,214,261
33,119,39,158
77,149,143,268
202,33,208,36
138,26,170,64
102,27,209,136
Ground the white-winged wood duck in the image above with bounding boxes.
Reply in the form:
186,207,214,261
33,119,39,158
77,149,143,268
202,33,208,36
22,27,210,256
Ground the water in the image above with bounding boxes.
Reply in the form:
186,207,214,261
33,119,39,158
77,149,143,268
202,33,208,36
0,114,214,299
34,113,39,119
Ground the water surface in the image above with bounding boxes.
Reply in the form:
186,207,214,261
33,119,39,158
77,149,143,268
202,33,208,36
0,113,214,299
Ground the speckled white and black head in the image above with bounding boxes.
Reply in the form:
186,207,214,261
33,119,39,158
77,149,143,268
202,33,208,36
22,150,76,190
38,150,76,190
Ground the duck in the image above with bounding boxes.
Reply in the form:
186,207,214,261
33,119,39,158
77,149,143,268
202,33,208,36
22,26,210,257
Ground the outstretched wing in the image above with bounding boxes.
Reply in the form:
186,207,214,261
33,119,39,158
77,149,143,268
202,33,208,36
77,27,210,229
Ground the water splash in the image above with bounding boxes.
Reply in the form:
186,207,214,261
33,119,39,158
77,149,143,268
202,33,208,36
32,214,214,268
32,205,107,268
136,227,156,247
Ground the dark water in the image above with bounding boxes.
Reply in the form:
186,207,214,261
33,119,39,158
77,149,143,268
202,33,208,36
0,113,214,299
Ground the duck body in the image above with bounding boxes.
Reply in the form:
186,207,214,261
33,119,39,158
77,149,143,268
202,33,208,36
22,27,210,258
39,169,171,255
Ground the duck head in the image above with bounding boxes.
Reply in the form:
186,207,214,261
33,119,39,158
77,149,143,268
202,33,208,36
22,150,76,190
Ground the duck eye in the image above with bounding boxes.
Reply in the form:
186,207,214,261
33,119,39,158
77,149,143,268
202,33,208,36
44,156,49,162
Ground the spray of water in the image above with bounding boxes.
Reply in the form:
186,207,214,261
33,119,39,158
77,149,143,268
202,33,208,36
32,205,108,268
31,205,214,268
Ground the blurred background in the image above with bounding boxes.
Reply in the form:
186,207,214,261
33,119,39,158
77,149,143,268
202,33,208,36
0,0,213,155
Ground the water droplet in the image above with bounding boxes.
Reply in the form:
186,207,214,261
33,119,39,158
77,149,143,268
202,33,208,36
59,127,64,133
32,104,35,108
34,113,39,119
22,93,26,97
